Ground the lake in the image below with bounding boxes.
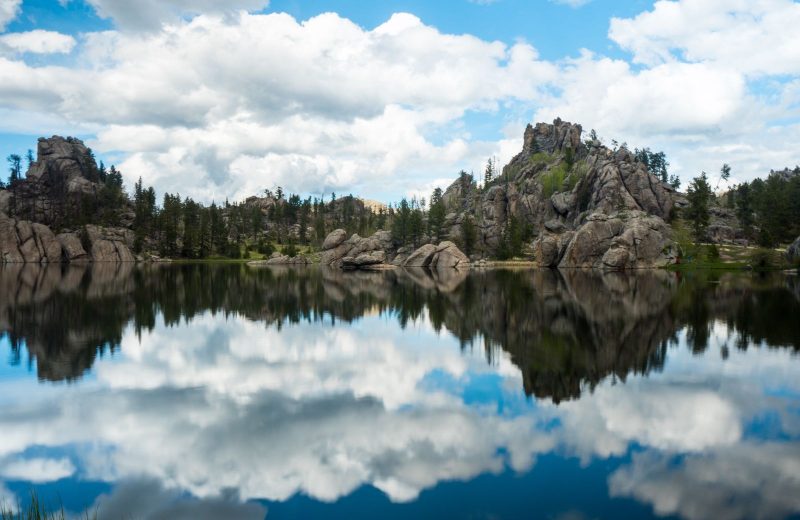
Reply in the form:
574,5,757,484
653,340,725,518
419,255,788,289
0,264,799,520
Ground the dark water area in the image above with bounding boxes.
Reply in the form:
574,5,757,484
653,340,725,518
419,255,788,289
0,263,799,519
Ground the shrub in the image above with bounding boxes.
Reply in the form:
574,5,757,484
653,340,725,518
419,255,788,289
541,162,569,198
256,239,274,256
284,241,298,258
529,152,553,168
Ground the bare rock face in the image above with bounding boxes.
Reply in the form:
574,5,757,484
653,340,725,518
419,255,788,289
0,213,62,263
787,236,800,265
404,244,438,267
57,233,89,262
5,136,135,229
430,241,470,269
404,242,470,269
322,228,348,250
26,136,99,184
261,253,311,265
342,250,386,269
439,118,678,267
321,229,395,268
535,211,677,269
83,225,135,262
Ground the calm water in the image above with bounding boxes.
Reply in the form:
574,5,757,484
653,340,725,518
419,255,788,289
0,264,799,520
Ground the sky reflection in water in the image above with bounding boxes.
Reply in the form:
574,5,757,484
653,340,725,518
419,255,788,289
0,264,799,519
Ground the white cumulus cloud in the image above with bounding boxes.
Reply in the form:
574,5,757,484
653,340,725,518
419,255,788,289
0,0,21,32
0,30,77,54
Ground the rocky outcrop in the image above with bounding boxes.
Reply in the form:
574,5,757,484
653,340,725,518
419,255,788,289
1,213,134,263
250,252,311,266
1,212,62,263
439,118,679,269
57,233,89,262
788,236,800,265
403,242,470,269
403,244,437,267
321,229,395,268
2,136,134,230
535,211,677,269
83,225,135,262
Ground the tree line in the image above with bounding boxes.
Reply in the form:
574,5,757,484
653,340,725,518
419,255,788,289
684,165,800,247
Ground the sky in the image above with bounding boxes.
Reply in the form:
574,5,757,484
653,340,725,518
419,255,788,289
0,0,798,204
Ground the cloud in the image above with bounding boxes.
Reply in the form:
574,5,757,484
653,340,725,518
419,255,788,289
0,457,75,483
83,0,270,31
0,11,555,200
0,0,21,32
609,0,800,76
0,307,798,515
551,0,592,7
0,30,77,54
609,447,800,520
0,2,798,199
92,479,267,520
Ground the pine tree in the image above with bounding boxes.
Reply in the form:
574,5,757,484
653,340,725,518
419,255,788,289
686,172,712,241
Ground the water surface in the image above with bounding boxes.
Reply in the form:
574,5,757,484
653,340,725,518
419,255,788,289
1,264,799,519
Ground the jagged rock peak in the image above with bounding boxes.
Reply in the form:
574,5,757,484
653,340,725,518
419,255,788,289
523,118,583,156
26,135,99,183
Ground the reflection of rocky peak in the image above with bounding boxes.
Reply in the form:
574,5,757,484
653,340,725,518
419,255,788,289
2,265,797,397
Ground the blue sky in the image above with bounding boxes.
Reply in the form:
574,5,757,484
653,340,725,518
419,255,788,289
0,0,799,202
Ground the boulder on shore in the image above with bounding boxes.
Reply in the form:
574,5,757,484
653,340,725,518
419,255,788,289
321,229,395,268
0,213,135,264
533,211,677,270
403,244,437,267
405,242,470,269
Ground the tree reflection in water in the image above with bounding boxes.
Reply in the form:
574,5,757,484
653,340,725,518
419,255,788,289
1,264,797,402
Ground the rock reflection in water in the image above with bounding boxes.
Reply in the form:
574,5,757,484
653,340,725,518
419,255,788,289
1,264,797,404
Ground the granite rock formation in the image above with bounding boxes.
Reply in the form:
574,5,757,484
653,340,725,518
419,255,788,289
0,212,134,263
440,118,679,269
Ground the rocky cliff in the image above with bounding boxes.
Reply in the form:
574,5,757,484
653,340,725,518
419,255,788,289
1,212,135,263
441,119,679,268
0,136,135,263
1,136,134,229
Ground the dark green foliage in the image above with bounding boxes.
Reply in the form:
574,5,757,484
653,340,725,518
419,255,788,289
6,153,21,184
730,170,800,247
686,172,712,241
634,148,669,182
257,239,274,256
460,215,477,256
428,187,446,242
284,240,298,258
496,215,532,260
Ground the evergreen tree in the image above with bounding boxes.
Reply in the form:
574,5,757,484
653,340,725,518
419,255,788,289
460,215,477,257
484,157,494,187
6,154,21,183
427,187,446,242
686,172,712,241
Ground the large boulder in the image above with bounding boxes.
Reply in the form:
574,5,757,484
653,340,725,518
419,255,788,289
57,233,89,262
342,250,386,269
404,244,438,267
82,225,135,263
0,212,24,263
0,213,62,263
321,229,396,268
539,211,677,270
430,241,470,269
322,229,348,250
787,236,800,265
